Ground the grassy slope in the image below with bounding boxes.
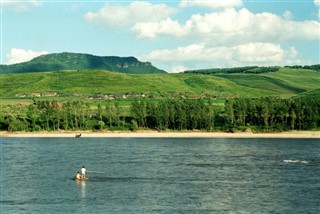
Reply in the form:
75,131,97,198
0,70,269,98
215,68,320,97
295,88,320,98
0,68,319,99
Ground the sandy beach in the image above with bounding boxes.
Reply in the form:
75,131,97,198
1,130,320,138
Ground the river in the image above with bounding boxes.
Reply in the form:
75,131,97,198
1,137,319,213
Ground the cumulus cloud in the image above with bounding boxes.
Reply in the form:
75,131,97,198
84,1,175,27
133,18,187,39
5,48,48,64
235,43,285,63
83,1,319,70
132,8,320,44
1,0,41,12
179,0,243,9
142,43,298,67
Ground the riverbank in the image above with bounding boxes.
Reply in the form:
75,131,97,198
1,130,320,138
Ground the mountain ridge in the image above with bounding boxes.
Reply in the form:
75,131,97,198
0,52,166,74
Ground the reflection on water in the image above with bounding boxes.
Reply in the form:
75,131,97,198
283,159,320,164
1,138,320,213
81,181,86,200
76,180,86,199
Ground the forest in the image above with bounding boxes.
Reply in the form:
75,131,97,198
1,97,319,132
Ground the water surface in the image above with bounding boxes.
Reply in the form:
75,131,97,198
1,138,319,213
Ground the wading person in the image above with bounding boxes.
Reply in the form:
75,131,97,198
81,166,86,179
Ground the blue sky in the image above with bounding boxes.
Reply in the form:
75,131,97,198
1,0,319,72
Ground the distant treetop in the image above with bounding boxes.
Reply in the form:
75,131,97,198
184,64,319,75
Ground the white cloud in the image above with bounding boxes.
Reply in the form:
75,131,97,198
1,0,41,12
143,43,219,62
132,8,320,44
179,0,243,9
5,48,48,64
235,43,284,63
83,1,318,69
142,43,297,68
85,1,175,27
132,18,187,39
171,65,190,73
283,11,293,20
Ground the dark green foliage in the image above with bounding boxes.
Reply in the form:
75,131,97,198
245,67,281,73
0,52,166,74
184,66,280,74
184,65,319,75
129,97,319,131
224,97,320,131
284,64,320,71
1,97,319,132
132,99,216,131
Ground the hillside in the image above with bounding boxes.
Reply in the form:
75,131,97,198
0,52,165,74
214,68,320,95
0,68,319,99
295,88,320,98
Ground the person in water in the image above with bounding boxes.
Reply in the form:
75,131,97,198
81,166,86,179
75,172,81,180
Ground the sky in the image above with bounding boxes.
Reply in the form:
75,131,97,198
1,0,320,72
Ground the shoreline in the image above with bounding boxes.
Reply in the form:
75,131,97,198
1,130,320,138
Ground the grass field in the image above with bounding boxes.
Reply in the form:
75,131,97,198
215,68,320,98
1,68,319,104
295,88,320,98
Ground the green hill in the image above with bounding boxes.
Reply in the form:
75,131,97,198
184,66,320,97
1,68,319,99
0,52,165,74
0,70,262,98
214,68,320,96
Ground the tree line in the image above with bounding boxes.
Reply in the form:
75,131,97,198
184,66,280,75
224,97,320,131
1,97,319,132
184,64,320,75
284,64,320,71
129,97,320,131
